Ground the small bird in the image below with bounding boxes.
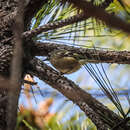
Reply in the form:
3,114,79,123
49,50,87,74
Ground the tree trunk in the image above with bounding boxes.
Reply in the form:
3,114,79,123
0,0,47,129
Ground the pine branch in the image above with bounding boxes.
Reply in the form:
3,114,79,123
0,0,115,41
22,0,115,39
99,0,114,9
24,0,48,26
1,40,130,78
32,41,130,64
63,0,130,34
28,57,124,129
23,13,90,39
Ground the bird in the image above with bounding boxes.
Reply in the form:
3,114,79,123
49,50,87,74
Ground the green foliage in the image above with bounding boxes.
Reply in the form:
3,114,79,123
17,110,39,130
17,110,96,130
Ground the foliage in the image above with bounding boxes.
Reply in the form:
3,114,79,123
18,0,130,129
17,97,96,130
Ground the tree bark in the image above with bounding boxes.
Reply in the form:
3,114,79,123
0,0,47,129
28,57,125,129
33,41,130,64
0,0,129,129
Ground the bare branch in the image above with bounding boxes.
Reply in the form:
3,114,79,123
23,13,90,39
77,102,109,130
28,57,123,129
32,41,130,64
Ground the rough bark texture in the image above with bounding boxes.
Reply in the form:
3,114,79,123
0,0,47,129
28,57,125,129
6,1,25,129
23,13,90,39
0,0,129,129
33,42,130,64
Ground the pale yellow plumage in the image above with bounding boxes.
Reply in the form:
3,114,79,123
50,50,87,74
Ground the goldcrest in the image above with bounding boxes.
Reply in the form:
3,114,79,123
49,50,87,74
